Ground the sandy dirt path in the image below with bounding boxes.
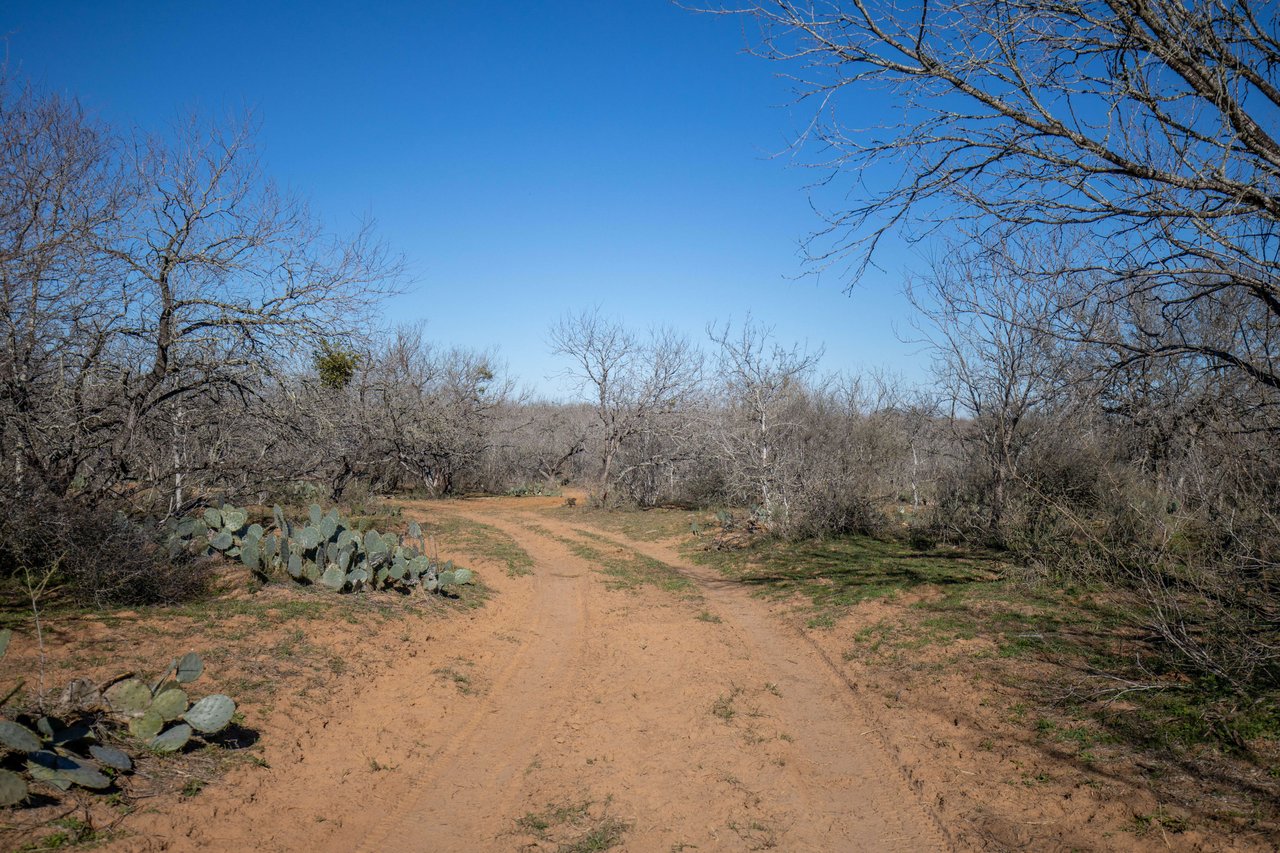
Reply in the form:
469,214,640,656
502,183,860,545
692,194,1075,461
117,497,953,852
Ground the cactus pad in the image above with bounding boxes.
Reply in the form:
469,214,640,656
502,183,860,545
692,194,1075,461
151,688,189,722
221,508,248,531
0,769,27,806
105,679,153,717
129,709,164,741
27,751,111,789
175,652,204,684
453,568,474,584
89,744,133,771
203,507,222,529
210,531,233,551
0,721,42,753
150,723,192,753
184,695,236,734
299,526,321,550
320,564,346,591
240,537,261,570
407,520,422,539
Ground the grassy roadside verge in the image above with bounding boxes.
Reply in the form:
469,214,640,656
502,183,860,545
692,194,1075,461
685,529,1280,843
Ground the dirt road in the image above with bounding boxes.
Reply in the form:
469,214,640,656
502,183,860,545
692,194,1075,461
121,496,952,852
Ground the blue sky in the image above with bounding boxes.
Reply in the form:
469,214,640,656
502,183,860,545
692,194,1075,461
3,0,933,397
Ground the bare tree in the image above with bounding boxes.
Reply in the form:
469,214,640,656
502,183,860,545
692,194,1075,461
368,324,512,496
724,0,1280,393
908,234,1082,539
0,78,400,509
709,316,823,526
0,82,127,498
549,309,703,504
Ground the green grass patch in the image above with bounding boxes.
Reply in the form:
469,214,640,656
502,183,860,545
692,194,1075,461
15,816,107,851
559,531,695,597
692,533,999,623
420,512,535,577
712,685,744,722
515,798,631,852
553,505,703,542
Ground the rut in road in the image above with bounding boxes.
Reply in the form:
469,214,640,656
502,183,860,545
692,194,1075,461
386,499,954,852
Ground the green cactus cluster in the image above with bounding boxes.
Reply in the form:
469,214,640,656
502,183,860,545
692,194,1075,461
168,504,474,596
0,635,237,807
102,652,236,755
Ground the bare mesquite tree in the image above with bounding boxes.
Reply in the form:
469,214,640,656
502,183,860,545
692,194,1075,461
908,235,1083,539
0,79,400,510
549,309,703,504
367,325,513,496
708,317,823,526
0,83,127,498
726,0,1280,394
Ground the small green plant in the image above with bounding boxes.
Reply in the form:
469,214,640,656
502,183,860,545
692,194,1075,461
712,686,744,723
515,798,631,852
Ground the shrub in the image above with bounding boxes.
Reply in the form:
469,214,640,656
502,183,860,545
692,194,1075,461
0,484,208,609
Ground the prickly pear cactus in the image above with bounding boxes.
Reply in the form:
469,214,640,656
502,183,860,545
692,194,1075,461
27,751,110,790
221,507,248,532
0,769,27,806
319,564,345,590
0,642,244,806
175,652,204,684
168,504,470,599
129,709,164,741
105,679,153,717
150,724,192,753
89,744,133,771
184,695,236,734
0,721,41,753
151,688,189,721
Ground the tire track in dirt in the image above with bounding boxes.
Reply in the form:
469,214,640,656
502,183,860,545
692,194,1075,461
438,500,954,851
573,521,957,849
349,521,595,852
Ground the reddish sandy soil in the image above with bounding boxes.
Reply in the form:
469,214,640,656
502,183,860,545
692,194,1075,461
4,494,1276,851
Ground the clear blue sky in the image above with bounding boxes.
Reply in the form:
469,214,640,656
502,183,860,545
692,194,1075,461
3,0,932,397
